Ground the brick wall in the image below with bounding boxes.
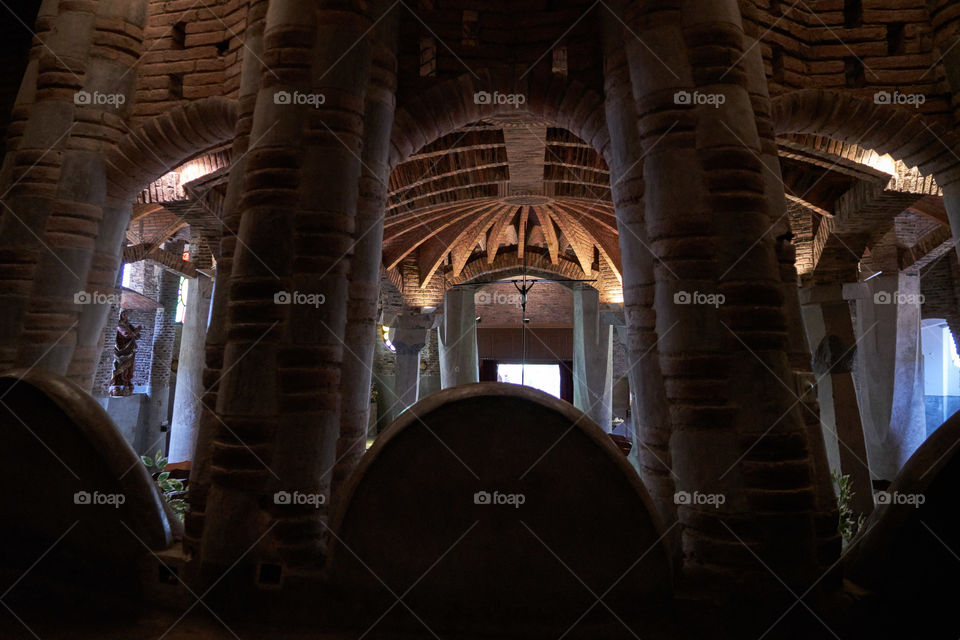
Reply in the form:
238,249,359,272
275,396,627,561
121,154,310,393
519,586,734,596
135,0,247,121
475,280,573,327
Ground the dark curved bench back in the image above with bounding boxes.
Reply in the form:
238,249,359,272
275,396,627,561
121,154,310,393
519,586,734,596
0,369,173,566
329,383,671,633
845,408,960,606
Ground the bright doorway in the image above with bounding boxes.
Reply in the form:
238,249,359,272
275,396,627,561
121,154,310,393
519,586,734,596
497,363,561,399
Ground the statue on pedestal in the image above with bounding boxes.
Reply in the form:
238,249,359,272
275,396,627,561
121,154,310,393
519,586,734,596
110,310,142,396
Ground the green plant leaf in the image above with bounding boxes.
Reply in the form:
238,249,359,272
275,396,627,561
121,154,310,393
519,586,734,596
141,456,154,468
168,479,184,492
156,456,167,471
157,472,170,483
160,481,174,492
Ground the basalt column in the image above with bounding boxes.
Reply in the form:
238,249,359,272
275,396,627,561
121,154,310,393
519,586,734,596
602,19,677,531
332,4,398,504
624,1,825,593
198,1,372,578
438,287,480,389
0,1,146,377
185,0,268,559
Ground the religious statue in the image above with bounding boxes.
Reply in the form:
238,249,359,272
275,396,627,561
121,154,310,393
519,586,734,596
110,310,142,396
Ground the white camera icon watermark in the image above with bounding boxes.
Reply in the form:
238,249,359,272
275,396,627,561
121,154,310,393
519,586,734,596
674,490,726,509
474,90,526,109
674,90,726,108
673,290,725,308
475,291,522,308
473,490,525,509
273,490,326,508
875,490,925,508
74,91,126,108
74,290,121,305
74,490,126,509
274,90,326,108
874,90,926,108
873,291,924,305
274,291,326,308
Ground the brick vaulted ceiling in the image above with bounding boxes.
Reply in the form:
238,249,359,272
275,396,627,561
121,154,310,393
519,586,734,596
384,119,618,289
121,0,954,294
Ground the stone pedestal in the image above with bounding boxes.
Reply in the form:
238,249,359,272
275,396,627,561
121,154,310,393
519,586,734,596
438,288,479,388
572,287,613,430
169,273,214,463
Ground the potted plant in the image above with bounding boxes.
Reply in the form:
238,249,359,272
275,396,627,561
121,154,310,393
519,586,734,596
142,450,188,520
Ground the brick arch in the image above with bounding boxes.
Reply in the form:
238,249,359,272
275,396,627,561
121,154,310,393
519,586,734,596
772,89,960,187
451,250,589,288
389,71,610,169
105,96,238,205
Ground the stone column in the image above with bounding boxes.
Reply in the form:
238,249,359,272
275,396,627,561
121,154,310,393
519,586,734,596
801,285,875,517
138,266,180,457
393,338,425,410
0,1,147,379
169,272,214,463
572,287,613,430
391,312,437,409
622,0,827,591
198,1,374,576
854,273,926,480
331,3,398,504
438,287,479,388
185,0,268,560
601,21,676,529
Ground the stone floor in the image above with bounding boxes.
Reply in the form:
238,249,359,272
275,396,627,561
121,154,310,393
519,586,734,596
0,588,927,640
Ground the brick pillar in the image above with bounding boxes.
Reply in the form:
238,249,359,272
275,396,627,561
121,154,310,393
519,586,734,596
740,8,841,577
0,1,147,378
623,0,826,593
185,0,268,560
198,1,374,578
601,20,677,534
332,2,398,504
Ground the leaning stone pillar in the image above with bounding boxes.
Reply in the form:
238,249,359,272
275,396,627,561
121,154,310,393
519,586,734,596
0,1,148,377
198,1,373,577
854,273,926,480
602,21,677,530
331,4,398,503
572,287,613,430
801,285,875,518
169,272,214,463
623,0,827,592
438,287,479,388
